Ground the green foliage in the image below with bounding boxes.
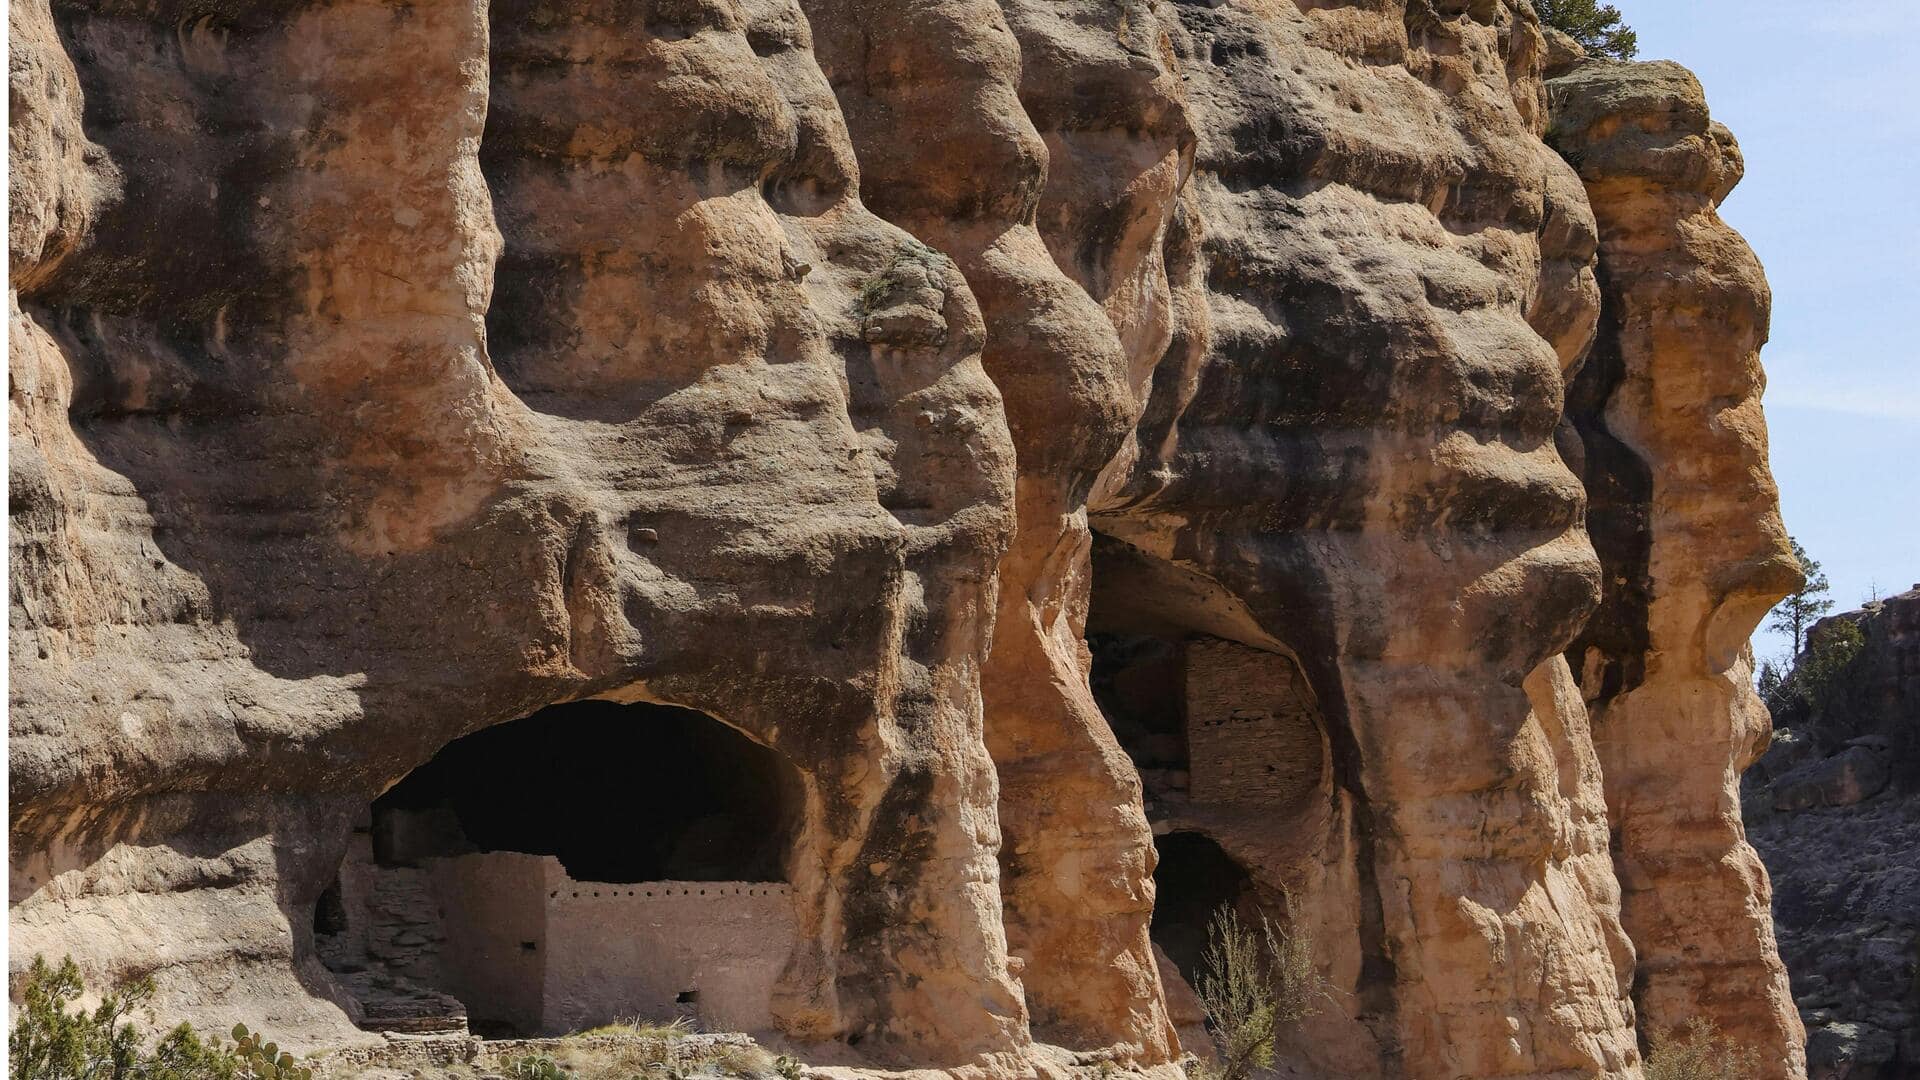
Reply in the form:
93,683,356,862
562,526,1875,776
773,1055,803,1080
228,1025,312,1080
1768,536,1834,657
1188,906,1324,1080
8,956,308,1080
1756,659,1784,704
1536,0,1639,59
144,1028,243,1080
1643,1017,1761,1080
10,955,146,1080
508,1054,575,1080
855,270,895,314
854,239,946,316
1783,620,1867,718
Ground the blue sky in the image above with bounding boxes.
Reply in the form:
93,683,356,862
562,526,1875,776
1623,0,1919,663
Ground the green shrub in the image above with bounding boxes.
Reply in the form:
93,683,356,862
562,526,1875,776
1769,619,1868,721
1189,906,1324,1080
8,955,309,1080
1644,1017,1761,1080
227,1024,312,1080
854,239,947,316
1767,537,1833,657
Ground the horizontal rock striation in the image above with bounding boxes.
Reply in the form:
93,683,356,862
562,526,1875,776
9,1,1806,1077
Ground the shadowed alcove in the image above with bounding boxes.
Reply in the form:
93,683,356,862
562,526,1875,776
316,700,805,1037
1150,831,1255,986
371,700,798,883
1083,534,1337,1057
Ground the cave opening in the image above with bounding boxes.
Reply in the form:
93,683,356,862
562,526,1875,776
1083,535,1336,1058
1150,831,1256,986
370,700,798,883
1090,632,1193,809
316,700,805,1037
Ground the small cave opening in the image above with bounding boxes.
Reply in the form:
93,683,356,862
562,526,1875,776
371,700,798,883
315,700,806,1038
1150,831,1257,986
312,879,349,936
1083,534,1333,1060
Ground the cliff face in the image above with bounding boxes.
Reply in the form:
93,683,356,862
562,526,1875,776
1547,55,1807,1078
1092,6,1634,1075
1746,587,1920,1080
7,2,1804,1078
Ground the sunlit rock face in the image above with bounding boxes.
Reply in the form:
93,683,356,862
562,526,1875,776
1090,3,1641,1076
1550,55,1807,1080
10,0,1026,1066
797,0,1188,1058
9,0,1802,1076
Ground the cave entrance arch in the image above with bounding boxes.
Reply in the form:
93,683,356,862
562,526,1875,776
1148,831,1263,1056
1150,831,1256,984
316,700,804,1038
1084,535,1335,1057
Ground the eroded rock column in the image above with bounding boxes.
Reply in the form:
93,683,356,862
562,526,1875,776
798,0,1184,1059
1096,4,1642,1075
1550,56,1808,1079
10,0,1034,1066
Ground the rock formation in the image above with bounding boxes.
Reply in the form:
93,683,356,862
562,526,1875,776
1747,586,1920,1080
1547,52,1807,1078
1091,6,1639,1075
8,2,1808,1078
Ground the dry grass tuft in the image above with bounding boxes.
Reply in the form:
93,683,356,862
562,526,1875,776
1186,905,1325,1080
571,1016,694,1040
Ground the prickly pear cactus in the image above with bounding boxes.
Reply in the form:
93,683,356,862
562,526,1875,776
230,1024,313,1080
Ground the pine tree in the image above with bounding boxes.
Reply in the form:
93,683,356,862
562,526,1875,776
1536,0,1640,60
1768,537,1833,657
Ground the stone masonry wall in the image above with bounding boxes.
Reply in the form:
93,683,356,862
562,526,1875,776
1184,639,1324,813
331,852,795,1037
431,853,547,1034
539,870,795,1035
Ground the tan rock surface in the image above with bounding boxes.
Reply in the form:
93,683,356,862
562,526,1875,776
797,0,1195,1059
1092,4,1642,1075
1550,57,1808,1079
9,2,1805,1077
11,0,1027,1066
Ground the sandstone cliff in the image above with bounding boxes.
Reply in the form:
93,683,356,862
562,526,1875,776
8,2,1806,1078
1547,52,1806,1078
